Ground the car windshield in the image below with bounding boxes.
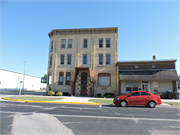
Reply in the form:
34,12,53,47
124,92,132,96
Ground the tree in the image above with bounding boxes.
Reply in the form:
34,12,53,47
41,74,47,83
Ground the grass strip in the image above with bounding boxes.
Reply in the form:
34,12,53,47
5,96,63,101
89,99,113,104
163,102,180,106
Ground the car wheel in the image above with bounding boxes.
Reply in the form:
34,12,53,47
120,100,127,107
148,101,156,108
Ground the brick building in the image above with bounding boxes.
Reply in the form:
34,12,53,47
47,27,118,96
47,27,179,97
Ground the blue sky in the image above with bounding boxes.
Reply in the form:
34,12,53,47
1,0,179,78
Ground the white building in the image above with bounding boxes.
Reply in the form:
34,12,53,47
0,69,46,91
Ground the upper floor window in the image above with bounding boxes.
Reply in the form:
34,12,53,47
83,39,88,48
66,72,71,85
58,72,63,85
67,54,71,65
60,55,65,65
106,39,110,48
83,54,87,65
51,41,53,52
99,54,103,65
99,39,103,48
68,39,72,48
106,54,110,65
61,39,66,48
50,56,52,66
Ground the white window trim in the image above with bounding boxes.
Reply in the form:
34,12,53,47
153,82,159,92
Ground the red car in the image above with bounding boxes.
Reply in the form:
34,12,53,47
113,91,162,108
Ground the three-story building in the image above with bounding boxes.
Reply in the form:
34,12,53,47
47,27,118,96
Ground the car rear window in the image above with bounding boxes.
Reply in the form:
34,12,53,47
141,92,150,96
131,92,140,96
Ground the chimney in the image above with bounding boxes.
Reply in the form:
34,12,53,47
153,55,156,60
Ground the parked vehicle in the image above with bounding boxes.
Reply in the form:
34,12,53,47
113,91,162,108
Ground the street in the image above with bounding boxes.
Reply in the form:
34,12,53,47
0,99,180,135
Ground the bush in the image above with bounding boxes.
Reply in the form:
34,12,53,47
104,95,111,98
104,93,115,97
47,90,55,96
63,92,69,96
97,93,101,97
56,91,63,96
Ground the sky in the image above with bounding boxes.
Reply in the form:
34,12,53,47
0,0,180,78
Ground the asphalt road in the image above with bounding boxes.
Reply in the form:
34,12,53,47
0,100,180,135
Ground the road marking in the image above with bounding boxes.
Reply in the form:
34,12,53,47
52,114,180,122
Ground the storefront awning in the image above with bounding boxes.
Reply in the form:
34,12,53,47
119,70,179,81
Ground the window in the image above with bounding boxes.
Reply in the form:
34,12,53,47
50,56,52,66
68,39,72,48
51,41,53,52
83,39,88,48
99,39,103,48
99,54,103,65
141,92,150,96
66,72,71,85
126,82,138,91
126,82,131,91
83,54,87,65
67,54,71,65
131,92,140,96
58,72,63,85
153,82,158,92
61,39,66,48
106,54,110,65
98,73,110,86
60,55,65,65
106,39,110,48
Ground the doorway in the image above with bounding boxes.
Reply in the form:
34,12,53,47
81,72,87,96
141,81,150,92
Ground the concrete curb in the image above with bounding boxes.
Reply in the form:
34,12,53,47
1,97,100,105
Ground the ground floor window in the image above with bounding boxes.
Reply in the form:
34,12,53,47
98,73,111,86
58,72,63,85
153,82,158,92
66,72,71,85
126,82,138,91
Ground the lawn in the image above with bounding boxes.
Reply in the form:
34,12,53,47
163,102,180,106
89,99,113,104
4,96,63,101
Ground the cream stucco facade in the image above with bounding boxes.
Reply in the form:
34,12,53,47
47,28,118,96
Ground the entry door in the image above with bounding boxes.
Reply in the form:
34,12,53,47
81,72,87,96
141,81,150,92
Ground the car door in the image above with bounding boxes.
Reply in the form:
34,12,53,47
126,92,140,105
138,92,151,105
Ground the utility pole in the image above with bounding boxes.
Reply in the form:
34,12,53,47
23,59,26,91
